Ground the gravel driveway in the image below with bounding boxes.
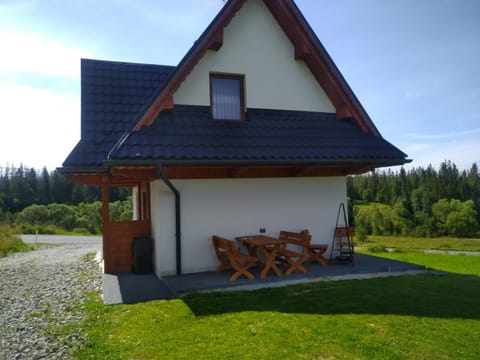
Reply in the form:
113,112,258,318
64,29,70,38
0,238,102,360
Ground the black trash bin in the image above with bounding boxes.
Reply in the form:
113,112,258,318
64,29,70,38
132,237,153,274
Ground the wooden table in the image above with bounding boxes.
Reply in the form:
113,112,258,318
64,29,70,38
236,235,286,279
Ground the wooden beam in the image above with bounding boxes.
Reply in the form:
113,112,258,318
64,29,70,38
66,168,158,186
229,167,250,178
65,173,104,185
101,174,110,272
335,103,354,120
161,165,369,179
110,166,158,182
101,175,110,229
294,41,311,60
207,30,223,50
64,163,375,189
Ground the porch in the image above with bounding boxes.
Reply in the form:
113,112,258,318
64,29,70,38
102,253,426,304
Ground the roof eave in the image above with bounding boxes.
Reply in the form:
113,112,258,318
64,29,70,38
57,166,106,175
104,157,411,168
59,157,411,184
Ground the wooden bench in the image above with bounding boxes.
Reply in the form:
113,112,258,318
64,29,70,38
300,229,328,265
275,230,309,275
212,235,258,281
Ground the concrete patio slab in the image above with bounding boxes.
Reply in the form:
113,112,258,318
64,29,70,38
102,253,426,305
103,273,174,305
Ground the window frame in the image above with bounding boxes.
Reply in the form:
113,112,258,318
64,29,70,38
209,72,246,121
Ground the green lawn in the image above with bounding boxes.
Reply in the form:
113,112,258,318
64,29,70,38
360,251,480,276
359,235,480,252
71,249,480,359
358,235,480,277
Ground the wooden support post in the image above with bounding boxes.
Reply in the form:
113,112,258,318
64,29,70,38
101,175,110,272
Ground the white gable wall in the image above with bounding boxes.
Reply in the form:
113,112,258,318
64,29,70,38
173,0,335,113
152,0,344,276
151,177,346,276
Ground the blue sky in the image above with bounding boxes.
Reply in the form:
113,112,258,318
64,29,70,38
1,0,479,171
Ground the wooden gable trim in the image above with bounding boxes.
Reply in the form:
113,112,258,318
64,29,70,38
132,0,381,138
133,0,246,131
208,30,224,51
263,0,379,136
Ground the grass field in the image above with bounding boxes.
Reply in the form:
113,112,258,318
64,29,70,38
361,251,480,276
359,235,480,252
357,235,480,276
0,225,35,257
69,239,480,359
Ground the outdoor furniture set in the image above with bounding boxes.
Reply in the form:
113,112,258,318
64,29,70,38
212,230,329,281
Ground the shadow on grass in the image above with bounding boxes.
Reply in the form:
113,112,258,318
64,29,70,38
183,273,480,320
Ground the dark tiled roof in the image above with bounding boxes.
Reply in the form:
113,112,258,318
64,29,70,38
63,59,175,167
62,0,412,171
63,59,408,170
109,105,407,166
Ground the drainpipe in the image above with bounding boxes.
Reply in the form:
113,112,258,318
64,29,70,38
157,165,182,276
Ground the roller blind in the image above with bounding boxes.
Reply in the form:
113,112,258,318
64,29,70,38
211,76,243,120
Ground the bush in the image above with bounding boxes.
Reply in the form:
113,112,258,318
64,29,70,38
433,199,478,237
72,227,91,235
13,202,104,235
76,202,102,234
368,245,388,253
17,223,66,235
354,203,403,236
47,203,77,231
15,204,49,225
356,225,368,242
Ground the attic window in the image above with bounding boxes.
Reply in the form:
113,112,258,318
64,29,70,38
210,73,245,120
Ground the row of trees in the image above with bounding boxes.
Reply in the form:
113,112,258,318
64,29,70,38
349,161,480,238
14,199,132,235
0,165,129,221
2,161,479,237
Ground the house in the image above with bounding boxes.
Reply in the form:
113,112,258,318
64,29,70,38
60,0,410,276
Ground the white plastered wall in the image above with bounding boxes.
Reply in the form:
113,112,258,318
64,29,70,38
173,0,335,113
150,180,176,276
150,177,347,276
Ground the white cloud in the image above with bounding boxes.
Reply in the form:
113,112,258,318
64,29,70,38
403,143,434,152
400,138,480,171
0,83,80,170
405,128,480,141
0,32,91,78
0,29,91,169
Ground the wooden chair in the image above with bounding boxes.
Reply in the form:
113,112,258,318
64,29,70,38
275,231,309,275
212,235,258,281
298,229,328,265
333,226,355,261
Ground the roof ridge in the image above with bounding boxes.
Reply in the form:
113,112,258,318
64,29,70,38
81,58,177,69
